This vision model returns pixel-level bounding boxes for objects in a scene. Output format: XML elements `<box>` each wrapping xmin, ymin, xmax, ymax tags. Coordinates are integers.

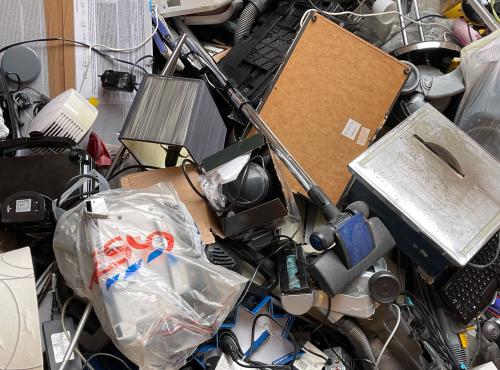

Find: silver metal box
<box><xmin>349</xmin><ymin>104</ymin><xmax>500</xmax><ymax>266</ymax></box>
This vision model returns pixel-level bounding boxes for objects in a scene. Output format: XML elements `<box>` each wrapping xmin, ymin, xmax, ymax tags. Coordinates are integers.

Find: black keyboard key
<box><xmin>440</xmin><ymin>231</ymin><xmax>499</xmax><ymax>324</ymax></box>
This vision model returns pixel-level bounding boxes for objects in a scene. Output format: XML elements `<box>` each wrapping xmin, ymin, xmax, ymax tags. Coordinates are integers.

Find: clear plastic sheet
<box><xmin>200</xmin><ymin>154</ymin><xmax>251</xmax><ymax>211</ymax></box>
<box><xmin>53</xmin><ymin>183</ymin><xmax>247</xmax><ymax>370</ymax></box>
<box><xmin>455</xmin><ymin>31</ymin><xmax>500</xmax><ymax>160</ymax></box>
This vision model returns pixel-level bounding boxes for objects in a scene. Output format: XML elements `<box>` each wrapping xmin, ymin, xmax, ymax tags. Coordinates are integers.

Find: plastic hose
<box><xmin>234</xmin><ymin>0</ymin><xmax>271</xmax><ymax>43</ymax></box>
<box><xmin>336</xmin><ymin>317</ymin><xmax>376</xmax><ymax>366</ymax></box>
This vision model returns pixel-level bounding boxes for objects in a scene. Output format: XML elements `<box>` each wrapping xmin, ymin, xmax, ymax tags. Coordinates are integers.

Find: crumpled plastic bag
<box><xmin>53</xmin><ymin>183</ymin><xmax>247</xmax><ymax>369</ymax></box>
<box><xmin>455</xmin><ymin>30</ymin><xmax>500</xmax><ymax>160</ymax></box>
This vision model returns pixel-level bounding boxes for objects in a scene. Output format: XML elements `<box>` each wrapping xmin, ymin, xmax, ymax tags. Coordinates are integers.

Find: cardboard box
<box><xmin>202</xmin><ymin>134</ymin><xmax>297</xmax><ymax>238</ymax></box>
<box><xmin>120</xmin><ymin>166</ymin><xmax>221</xmax><ymax>245</ymax></box>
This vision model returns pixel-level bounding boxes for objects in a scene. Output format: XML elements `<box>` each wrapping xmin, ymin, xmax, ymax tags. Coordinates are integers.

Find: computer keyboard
<box><xmin>441</xmin><ymin>232</ymin><xmax>500</xmax><ymax>324</ymax></box>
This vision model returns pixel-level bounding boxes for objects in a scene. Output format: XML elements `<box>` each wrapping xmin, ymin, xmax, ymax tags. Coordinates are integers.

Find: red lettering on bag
<box><xmin>89</xmin><ymin>230</ymin><xmax>175</xmax><ymax>289</ymax></box>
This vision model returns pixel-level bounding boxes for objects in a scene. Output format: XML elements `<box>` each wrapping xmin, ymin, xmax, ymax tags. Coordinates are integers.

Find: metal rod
<box><xmin>106</xmin><ymin>145</ymin><xmax>127</xmax><ymax>180</ymax></box>
<box><xmin>412</xmin><ymin>0</ymin><xmax>425</xmax><ymax>41</ymax></box>
<box><xmin>185</xmin><ymin>34</ymin><xmax>316</xmax><ymax>191</ymax></box>
<box><xmin>184</xmin><ymin>21</ymin><xmax>341</xmax><ymax>221</ymax></box>
<box><xmin>184</xmin><ymin>34</ymin><xmax>315</xmax><ymax>190</ymax></box>
<box><xmin>161</xmin><ymin>33</ymin><xmax>187</xmax><ymax>77</ymax></box>
<box><xmin>468</xmin><ymin>0</ymin><xmax>500</xmax><ymax>31</ymax></box>
<box><xmin>59</xmin><ymin>302</ymin><xmax>93</xmax><ymax>370</ymax></box>
<box><xmin>237</xmin><ymin>94</ymin><xmax>314</xmax><ymax>191</ymax></box>
<box><xmin>395</xmin><ymin>0</ymin><xmax>409</xmax><ymax>45</ymax></box>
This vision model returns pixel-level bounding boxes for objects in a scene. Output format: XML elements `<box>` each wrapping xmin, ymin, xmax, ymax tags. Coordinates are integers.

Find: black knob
<box><xmin>310</xmin><ymin>224</ymin><xmax>335</xmax><ymax>251</ymax></box>
<box><xmin>369</xmin><ymin>271</ymin><xmax>401</xmax><ymax>304</ymax></box>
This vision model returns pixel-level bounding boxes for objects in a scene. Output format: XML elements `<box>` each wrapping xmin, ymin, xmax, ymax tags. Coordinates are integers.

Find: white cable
<box><xmin>300</xmin><ymin>8</ymin><xmax>453</xmax><ymax>35</ymax></box>
<box><xmin>92</xmin><ymin>5</ymin><xmax>158</xmax><ymax>53</ymax></box>
<box><xmin>78</xmin><ymin>5</ymin><xmax>159</xmax><ymax>93</ymax></box>
<box><xmin>375</xmin><ymin>304</ymin><xmax>401</xmax><ymax>370</ymax></box>
<box><xmin>82</xmin><ymin>352</ymin><xmax>132</xmax><ymax>370</ymax></box>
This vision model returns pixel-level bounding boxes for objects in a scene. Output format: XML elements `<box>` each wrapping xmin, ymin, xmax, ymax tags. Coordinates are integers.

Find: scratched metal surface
<box><xmin>349</xmin><ymin>104</ymin><xmax>500</xmax><ymax>266</ymax></box>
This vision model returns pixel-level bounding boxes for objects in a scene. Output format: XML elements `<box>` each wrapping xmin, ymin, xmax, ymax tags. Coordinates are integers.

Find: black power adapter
<box><xmin>100</xmin><ymin>70</ymin><xmax>136</xmax><ymax>92</ymax></box>
<box><xmin>42</xmin><ymin>274</ymin><xmax>82</xmax><ymax>370</ymax></box>
<box><xmin>42</xmin><ymin>317</ymin><xmax>82</xmax><ymax>370</ymax></box>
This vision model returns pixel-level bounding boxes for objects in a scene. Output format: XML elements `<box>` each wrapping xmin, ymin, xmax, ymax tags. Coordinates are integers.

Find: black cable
<box><xmin>234</xmin><ymin>358</ymin><xmax>271</xmax><ymax>369</ymax></box>
<box><xmin>467</xmin><ymin>22</ymin><xmax>474</xmax><ymax>43</ymax></box>
<box><xmin>270</xmin><ymin>234</ymin><xmax>296</xmax><ymax>254</ymax></box>
<box><xmin>470</xmin><ymin>318</ymin><xmax>481</xmax><ymax>367</ymax></box>
<box><xmin>239</xmin><ymin>122</ymin><xmax>253</xmax><ymax>142</ymax></box>
<box><xmin>56</xmin><ymin>174</ymin><xmax>100</xmax><ymax>207</ymax></box>
<box><xmin>302</xmin><ymin>324</ymin><xmax>352</xmax><ymax>370</ymax></box>
<box><xmin>418</xmin><ymin>281</ymin><xmax>459</xmax><ymax>369</ymax></box>
<box><xmin>162</xmin><ymin>145</ymin><xmax>188</xmax><ymax>159</ymax></box>
<box><xmin>58</xmin><ymin>192</ymin><xmax>96</xmax><ymax>209</ymax></box>
<box><xmin>219</xmin><ymin>162</ymin><xmax>252</xmax><ymax>213</ymax></box>
<box><xmin>20</xmin><ymin>86</ymin><xmax>49</xmax><ymax>100</ymax></box>
<box><xmin>0</xmin><ymin>64</ymin><xmax>20</xmax><ymax>138</ymax></box>
<box><xmin>402</xmin><ymin>304</ymin><xmax>450</xmax><ymax>361</ymax></box>
<box><xmin>108</xmin><ymin>164</ymin><xmax>160</xmax><ymax>181</ymax></box>
<box><xmin>181</xmin><ymin>158</ymin><xmax>207</xmax><ymax>200</ymax></box>
<box><xmin>0</xmin><ymin>37</ymin><xmax>149</xmax><ymax>73</ymax></box>
<box><xmin>6</xmin><ymin>73</ymin><xmax>22</xmax><ymax>93</ymax></box>
<box><xmin>0</xmin><ymin>37</ymin><xmax>150</xmax><ymax>140</ymax></box>
<box><xmin>301</xmin><ymin>346</ymin><xmax>330</xmax><ymax>362</ymax></box>
<box><xmin>313</xmin><ymin>294</ymin><xmax>331</xmax><ymax>334</ymax></box>
<box><xmin>233</xmin><ymin>235</ymin><xmax>296</xmax><ymax>308</ymax></box>
<box><xmin>247</xmin><ymin>313</ymin><xmax>299</xmax><ymax>369</ymax></box>
<box><xmin>352</xmin><ymin>358</ymin><xmax>375</xmax><ymax>368</ymax></box>
<box><xmin>402</xmin><ymin>290</ymin><xmax>458</xmax><ymax>369</ymax></box>
<box><xmin>131</xmin><ymin>54</ymin><xmax>153</xmax><ymax>76</ymax></box>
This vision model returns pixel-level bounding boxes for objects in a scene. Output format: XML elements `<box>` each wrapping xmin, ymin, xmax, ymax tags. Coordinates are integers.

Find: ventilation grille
<box><xmin>33</xmin><ymin>113</ymin><xmax>84</xmax><ymax>154</ymax></box>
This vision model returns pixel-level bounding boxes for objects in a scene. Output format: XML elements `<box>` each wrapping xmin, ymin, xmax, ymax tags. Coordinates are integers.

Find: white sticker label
<box><xmin>51</xmin><ymin>331</ymin><xmax>75</xmax><ymax>363</ymax></box>
<box><xmin>357</xmin><ymin>127</ymin><xmax>371</xmax><ymax>146</ymax></box>
<box><xmin>294</xmin><ymin>342</ymin><xmax>327</xmax><ymax>370</ymax></box>
<box><xmin>341</xmin><ymin>119</ymin><xmax>362</xmax><ymax>140</ymax></box>
<box><xmin>15</xmin><ymin>199</ymin><xmax>31</xmax><ymax>213</ymax></box>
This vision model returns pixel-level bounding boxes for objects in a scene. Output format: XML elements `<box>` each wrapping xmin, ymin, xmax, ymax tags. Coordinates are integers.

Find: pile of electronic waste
<box><xmin>0</xmin><ymin>0</ymin><xmax>499</xmax><ymax>369</ymax></box>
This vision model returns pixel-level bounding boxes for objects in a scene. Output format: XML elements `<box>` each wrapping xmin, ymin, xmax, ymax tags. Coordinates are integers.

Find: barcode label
<box><xmin>357</xmin><ymin>127</ymin><xmax>371</xmax><ymax>146</ymax></box>
<box><xmin>342</xmin><ymin>119</ymin><xmax>362</xmax><ymax>140</ymax></box>
<box><xmin>15</xmin><ymin>199</ymin><xmax>31</xmax><ymax>213</ymax></box>
<box><xmin>51</xmin><ymin>331</ymin><xmax>75</xmax><ymax>363</ymax></box>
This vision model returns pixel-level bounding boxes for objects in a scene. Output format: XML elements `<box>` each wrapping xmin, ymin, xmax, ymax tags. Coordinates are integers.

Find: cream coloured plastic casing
<box><xmin>156</xmin><ymin>0</ymin><xmax>233</xmax><ymax>17</ymax></box>
<box><xmin>28</xmin><ymin>88</ymin><xmax>98</xmax><ymax>144</ymax></box>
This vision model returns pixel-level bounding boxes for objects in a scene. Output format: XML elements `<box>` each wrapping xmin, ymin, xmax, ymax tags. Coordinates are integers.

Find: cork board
<box><xmin>260</xmin><ymin>14</ymin><xmax>408</xmax><ymax>203</ymax></box>
<box><xmin>44</xmin><ymin>0</ymin><xmax>76</xmax><ymax>96</ymax></box>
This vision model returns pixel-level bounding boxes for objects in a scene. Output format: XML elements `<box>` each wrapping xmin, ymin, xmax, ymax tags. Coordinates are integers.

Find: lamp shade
<box><xmin>120</xmin><ymin>75</ymin><xmax>227</xmax><ymax>167</ymax></box>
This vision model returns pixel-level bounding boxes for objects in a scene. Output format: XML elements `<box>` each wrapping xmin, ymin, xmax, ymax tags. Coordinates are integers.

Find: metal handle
<box><xmin>184</xmin><ymin>27</ymin><xmax>341</xmax><ymax>221</ymax></box>
<box><xmin>161</xmin><ymin>33</ymin><xmax>187</xmax><ymax>77</ymax></box>
<box><xmin>395</xmin><ymin>0</ymin><xmax>409</xmax><ymax>45</ymax></box>
<box><xmin>412</xmin><ymin>0</ymin><xmax>425</xmax><ymax>41</ymax></box>
<box><xmin>59</xmin><ymin>302</ymin><xmax>93</xmax><ymax>370</ymax></box>
<box><xmin>467</xmin><ymin>0</ymin><xmax>500</xmax><ymax>31</ymax></box>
